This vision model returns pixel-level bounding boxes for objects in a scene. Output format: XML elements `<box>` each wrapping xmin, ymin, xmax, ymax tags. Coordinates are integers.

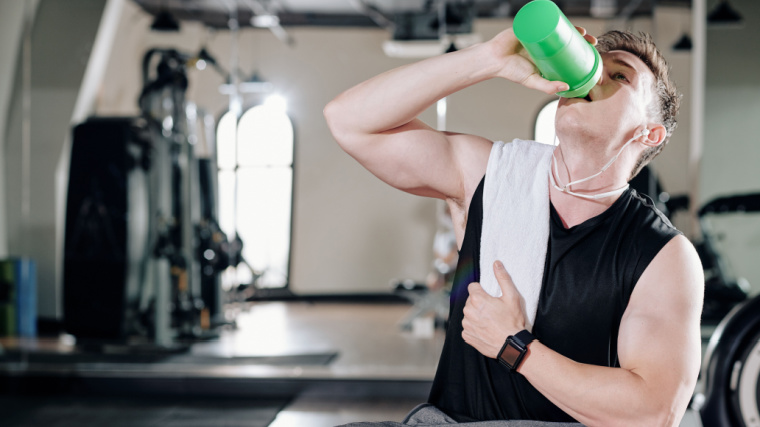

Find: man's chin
<box><xmin>555</xmin><ymin>106</ymin><xmax>586</xmax><ymax>127</ymax></box>
<box><xmin>554</xmin><ymin>118</ymin><xmax>597</xmax><ymax>143</ymax></box>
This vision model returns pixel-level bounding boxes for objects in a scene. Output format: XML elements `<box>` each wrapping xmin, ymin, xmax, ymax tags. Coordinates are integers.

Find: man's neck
<box><xmin>549</xmin><ymin>141</ymin><xmax>631</xmax><ymax>229</ymax></box>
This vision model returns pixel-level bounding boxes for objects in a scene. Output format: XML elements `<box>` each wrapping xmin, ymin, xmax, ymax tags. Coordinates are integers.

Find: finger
<box><xmin>575</xmin><ymin>26</ymin><xmax>598</xmax><ymax>46</ymax></box>
<box><xmin>466</xmin><ymin>293</ymin><xmax>482</xmax><ymax>311</ymax></box>
<box><xmin>493</xmin><ymin>260</ymin><xmax>518</xmax><ymax>297</ymax></box>
<box><xmin>461</xmin><ymin>328</ymin><xmax>483</xmax><ymax>348</ymax></box>
<box><xmin>463</xmin><ymin>302</ymin><xmax>476</xmax><ymax>319</ymax></box>
<box><xmin>462</xmin><ymin>329</ymin><xmax>472</xmax><ymax>345</ymax></box>
<box><xmin>522</xmin><ymin>73</ymin><xmax>569</xmax><ymax>95</ymax></box>
<box><xmin>461</xmin><ymin>322</ymin><xmax>474</xmax><ymax>340</ymax></box>
<box><xmin>468</xmin><ymin>281</ymin><xmax>485</xmax><ymax>296</ymax></box>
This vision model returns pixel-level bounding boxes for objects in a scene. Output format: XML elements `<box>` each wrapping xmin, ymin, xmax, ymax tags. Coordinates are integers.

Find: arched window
<box><xmin>216</xmin><ymin>96</ymin><xmax>294</xmax><ymax>289</ymax></box>
<box><xmin>534</xmin><ymin>99</ymin><xmax>559</xmax><ymax>145</ymax></box>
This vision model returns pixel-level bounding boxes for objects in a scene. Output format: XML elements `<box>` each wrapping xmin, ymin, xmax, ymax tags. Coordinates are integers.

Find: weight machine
<box><xmin>691</xmin><ymin>193</ymin><xmax>760</xmax><ymax>427</ymax></box>
<box><xmin>63</xmin><ymin>47</ymin><xmax>239</xmax><ymax>348</ymax></box>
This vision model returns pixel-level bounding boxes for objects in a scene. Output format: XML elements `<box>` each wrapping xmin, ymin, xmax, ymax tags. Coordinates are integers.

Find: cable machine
<box><xmin>63</xmin><ymin>47</ymin><xmax>238</xmax><ymax>349</ymax></box>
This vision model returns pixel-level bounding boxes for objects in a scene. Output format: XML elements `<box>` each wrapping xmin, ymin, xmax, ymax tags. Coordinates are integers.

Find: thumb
<box><xmin>493</xmin><ymin>260</ymin><xmax>517</xmax><ymax>297</ymax></box>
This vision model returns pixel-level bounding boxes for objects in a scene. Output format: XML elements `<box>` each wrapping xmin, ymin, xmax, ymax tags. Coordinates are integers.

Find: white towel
<box><xmin>480</xmin><ymin>139</ymin><xmax>555</xmax><ymax>332</ymax></box>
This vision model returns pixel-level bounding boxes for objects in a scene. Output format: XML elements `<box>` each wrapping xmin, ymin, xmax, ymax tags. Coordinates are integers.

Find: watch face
<box><xmin>501</xmin><ymin>342</ymin><xmax>523</xmax><ymax>367</ymax></box>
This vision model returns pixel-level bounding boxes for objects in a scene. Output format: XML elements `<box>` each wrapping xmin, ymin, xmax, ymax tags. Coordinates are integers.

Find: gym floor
<box><xmin>1</xmin><ymin>301</ymin><xmax>708</xmax><ymax>426</ymax></box>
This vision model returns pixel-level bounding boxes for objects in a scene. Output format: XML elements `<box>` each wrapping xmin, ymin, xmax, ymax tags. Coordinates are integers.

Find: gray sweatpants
<box><xmin>336</xmin><ymin>404</ymin><xmax>586</xmax><ymax>427</ymax></box>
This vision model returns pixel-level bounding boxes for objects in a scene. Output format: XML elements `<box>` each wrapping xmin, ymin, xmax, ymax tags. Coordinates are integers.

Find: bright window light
<box><xmin>237</xmin><ymin>104</ymin><xmax>294</xmax><ymax>167</ymax></box>
<box><xmin>264</xmin><ymin>94</ymin><xmax>287</xmax><ymax>113</ymax></box>
<box><xmin>217</xmin><ymin>170</ymin><xmax>236</xmax><ymax>239</ymax></box>
<box><xmin>216</xmin><ymin>111</ymin><xmax>237</xmax><ymax>170</ymax></box>
<box><xmin>534</xmin><ymin>99</ymin><xmax>559</xmax><ymax>145</ymax></box>
<box><xmin>215</xmin><ymin>102</ymin><xmax>295</xmax><ymax>290</ymax></box>
<box><xmin>237</xmin><ymin>168</ymin><xmax>292</xmax><ymax>288</ymax></box>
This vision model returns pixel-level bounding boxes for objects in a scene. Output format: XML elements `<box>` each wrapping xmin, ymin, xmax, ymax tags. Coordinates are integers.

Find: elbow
<box><xmin>649</xmin><ymin>407</ymin><xmax>682</xmax><ymax>427</ymax></box>
<box><xmin>323</xmin><ymin>98</ymin><xmax>339</xmax><ymax>127</ymax></box>
<box><xmin>647</xmin><ymin>373</ymin><xmax>699</xmax><ymax>427</ymax></box>
<box><xmin>635</xmin><ymin>400</ymin><xmax>684</xmax><ymax>427</ymax></box>
<box><xmin>323</xmin><ymin>100</ymin><xmax>348</xmax><ymax>151</ymax></box>
<box><xmin>592</xmin><ymin>408</ymin><xmax>679</xmax><ymax>427</ymax></box>
<box><xmin>323</xmin><ymin>99</ymin><xmax>340</xmax><ymax>138</ymax></box>
<box><xmin>588</xmin><ymin>395</ymin><xmax>685</xmax><ymax>427</ymax></box>
<box><xmin>322</xmin><ymin>98</ymin><xmax>368</xmax><ymax>157</ymax></box>
<box><xmin>653</xmin><ymin>402</ymin><xmax>688</xmax><ymax>427</ymax></box>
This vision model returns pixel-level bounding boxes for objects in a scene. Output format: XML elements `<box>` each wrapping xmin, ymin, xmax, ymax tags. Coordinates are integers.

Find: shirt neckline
<box><xmin>550</xmin><ymin>188</ymin><xmax>633</xmax><ymax>232</ymax></box>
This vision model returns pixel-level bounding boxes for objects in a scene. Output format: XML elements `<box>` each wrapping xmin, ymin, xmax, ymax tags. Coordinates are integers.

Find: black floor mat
<box><xmin>0</xmin><ymin>351</ymin><xmax>338</xmax><ymax>366</ymax></box>
<box><xmin>0</xmin><ymin>395</ymin><xmax>289</xmax><ymax>427</ymax></box>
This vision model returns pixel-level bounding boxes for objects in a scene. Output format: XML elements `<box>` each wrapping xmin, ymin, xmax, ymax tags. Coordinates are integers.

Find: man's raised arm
<box><xmin>323</xmin><ymin>28</ymin><xmax>580</xmax><ymax>206</ymax></box>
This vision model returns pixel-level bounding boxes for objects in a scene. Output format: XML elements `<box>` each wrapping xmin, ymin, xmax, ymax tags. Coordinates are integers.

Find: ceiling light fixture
<box><xmin>672</xmin><ymin>33</ymin><xmax>693</xmax><ymax>51</ymax></box>
<box><xmin>151</xmin><ymin>9</ymin><xmax>180</xmax><ymax>32</ymax></box>
<box><xmin>707</xmin><ymin>0</ymin><xmax>743</xmax><ymax>28</ymax></box>
<box><xmin>251</xmin><ymin>14</ymin><xmax>279</xmax><ymax>28</ymax></box>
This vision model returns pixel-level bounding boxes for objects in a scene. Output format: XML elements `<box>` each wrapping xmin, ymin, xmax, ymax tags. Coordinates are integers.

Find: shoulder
<box><xmin>647</xmin><ymin>235</ymin><xmax>703</xmax><ymax>283</ymax></box>
<box><xmin>628</xmin><ymin>234</ymin><xmax>704</xmax><ymax>319</ymax></box>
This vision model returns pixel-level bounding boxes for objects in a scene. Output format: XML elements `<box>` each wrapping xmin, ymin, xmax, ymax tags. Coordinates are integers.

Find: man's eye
<box><xmin>612</xmin><ymin>72</ymin><xmax>629</xmax><ymax>82</ymax></box>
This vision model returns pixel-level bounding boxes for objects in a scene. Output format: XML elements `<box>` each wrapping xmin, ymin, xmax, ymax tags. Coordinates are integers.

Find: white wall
<box><xmin>3</xmin><ymin>0</ymin><xmax>106</xmax><ymax>318</ymax></box>
<box><xmin>700</xmin><ymin>0</ymin><xmax>760</xmax><ymax>294</ymax></box>
<box><xmin>0</xmin><ymin>1</ymin><xmax>32</xmax><ymax>258</ymax></box>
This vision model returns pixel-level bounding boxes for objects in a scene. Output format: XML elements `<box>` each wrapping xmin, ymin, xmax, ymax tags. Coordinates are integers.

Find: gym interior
<box><xmin>0</xmin><ymin>0</ymin><xmax>758</xmax><ymax>425</ymax></box>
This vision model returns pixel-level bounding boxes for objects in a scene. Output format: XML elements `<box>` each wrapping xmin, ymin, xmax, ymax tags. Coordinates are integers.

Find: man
<box><xmin>324</xmin><ymin>25</ymin><xmax>703</xmax><ymax>426</ymax></box>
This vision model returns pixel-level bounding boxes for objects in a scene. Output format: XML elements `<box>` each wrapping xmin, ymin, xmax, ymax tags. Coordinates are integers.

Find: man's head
<box><xmin>595</xmin><ymin>30</ymin><xmax>681</xmax><ymax>180</ymax></box>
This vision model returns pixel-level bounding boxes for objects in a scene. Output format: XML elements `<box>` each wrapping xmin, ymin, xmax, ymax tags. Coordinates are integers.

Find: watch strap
<box><xmin>513</xmin><ymin>329</ymin><xmax>536</xmax><ymax>348</ymax></box>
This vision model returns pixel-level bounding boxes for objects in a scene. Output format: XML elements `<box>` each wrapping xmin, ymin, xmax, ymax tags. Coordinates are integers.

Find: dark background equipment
<box><xmin>63</xmin><ymin>47</ymin><xmax>241</xmax><ymax>348</ymax></box>
<box><xmin>63</xmin><ymin>117</ymin><xmax>152</xmax><ymax>341</ymax></box>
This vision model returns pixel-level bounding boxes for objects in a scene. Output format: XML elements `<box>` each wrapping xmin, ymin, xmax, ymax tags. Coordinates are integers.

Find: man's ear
<box><xmin>641</xmin><ymin>123</ymin><xmax>667</xmax><ymax>147</ymax></box>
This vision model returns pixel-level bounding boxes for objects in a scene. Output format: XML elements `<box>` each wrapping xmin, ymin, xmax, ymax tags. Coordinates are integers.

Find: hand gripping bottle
<box><xmin>513</xmin><ymin>0</ymin><xmax>602</xmax><ymax>98</ymax></box>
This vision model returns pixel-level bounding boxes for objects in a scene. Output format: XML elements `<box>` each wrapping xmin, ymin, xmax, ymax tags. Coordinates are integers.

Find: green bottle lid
<box><xmin>513</xmin><ymin>0</ymin><xmax>602</xmax><ymax>98</ymax></box>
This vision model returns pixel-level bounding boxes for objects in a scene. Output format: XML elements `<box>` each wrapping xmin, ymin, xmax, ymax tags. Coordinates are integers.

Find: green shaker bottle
<box><xmin>513</xmin><ymin>0</ymin><xmax>602</xmax><ymax>98</ymax></box>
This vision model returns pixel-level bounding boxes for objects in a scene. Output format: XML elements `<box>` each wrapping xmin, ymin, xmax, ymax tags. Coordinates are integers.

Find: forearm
<box><xmin>519</xmin><ymin>343</ymin><xmax>683</xmax><ymax>426</ymax></box>
<box><xmin>324</xmin><ymin>42</ymin><xmax>500</xmax><ymax>138</ymax></box>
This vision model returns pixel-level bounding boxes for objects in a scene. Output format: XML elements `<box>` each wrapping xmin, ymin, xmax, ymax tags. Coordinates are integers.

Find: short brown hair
<box><xmin>595</xmin><ymin>30</ymin><xmax>681</xmax><ymax>180</ymax></box>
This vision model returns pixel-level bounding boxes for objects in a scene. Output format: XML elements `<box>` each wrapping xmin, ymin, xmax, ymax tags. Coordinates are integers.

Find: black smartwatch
<box><xmin>498</xmin><ymin>330</ymin><xmax>536</xmax><ymax>371</ymax></box>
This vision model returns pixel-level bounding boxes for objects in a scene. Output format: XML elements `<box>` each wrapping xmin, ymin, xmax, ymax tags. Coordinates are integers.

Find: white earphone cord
<box><xmin>549</xmin><ymin>129</ymin><xmax>649</xmax><ymax>200</ymax></box>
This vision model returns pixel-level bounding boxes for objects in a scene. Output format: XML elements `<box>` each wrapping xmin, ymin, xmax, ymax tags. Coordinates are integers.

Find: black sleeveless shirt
<box><xmin>428</xmin><ymin>176</ymin><xmax>681</xmax><ymax>422</ymax></box>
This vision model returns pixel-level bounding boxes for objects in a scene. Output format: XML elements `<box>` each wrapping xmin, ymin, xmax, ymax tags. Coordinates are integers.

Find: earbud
<box><xmin>640</xmin><ymin>128</ymin><xmax>650</xmax><ymax>137</ymax></box>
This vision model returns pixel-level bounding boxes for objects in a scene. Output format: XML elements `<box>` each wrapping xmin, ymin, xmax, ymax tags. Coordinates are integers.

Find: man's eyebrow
<box><xmin>612</xmin><ymin>58</ymin><xmax>637</xmax><ymax>73</ymax></box>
